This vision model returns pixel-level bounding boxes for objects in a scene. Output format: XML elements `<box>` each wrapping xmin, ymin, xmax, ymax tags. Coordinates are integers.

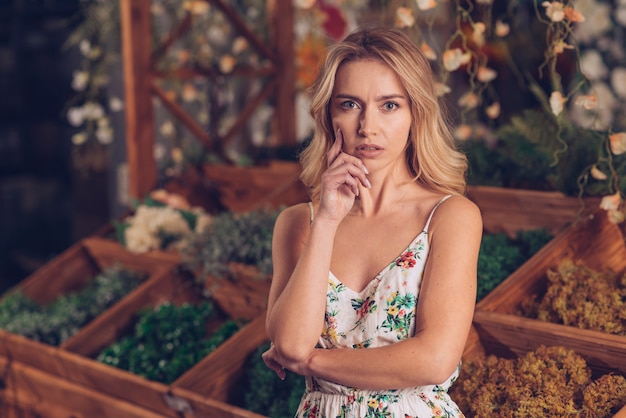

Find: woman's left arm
<box><xmin>266</xmin><ymin>196</ymin><xmax>483</xmax><ymax>389</ymax></box>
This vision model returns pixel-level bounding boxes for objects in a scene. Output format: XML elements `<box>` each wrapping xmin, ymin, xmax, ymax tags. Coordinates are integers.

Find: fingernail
<box><xmin>363</xmin><ymin>164</ymin><xmax>369</xmax><ymax>175</ymax></box>
<box><xmin>366</xmin><ymin>179</ymin><xmax>372</xmax><ymax>188</ymax></box>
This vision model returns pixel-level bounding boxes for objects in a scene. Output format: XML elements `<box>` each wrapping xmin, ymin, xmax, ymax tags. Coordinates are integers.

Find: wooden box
<box><xmin>467</xmin><ymin>185</ymin><xmax>600</xmax><ymax>237</ymax></box>
<box><xmin>473</xmin><ymin>209</ymin><xmax>626</xmax><ymax>375</ymax></box>
<box><xmin>459</xmin><ymin>326</ymin><xmax>626</xmax><ymax>417</ymax></box>
<box><xmin>0</xmin><ymin>236</ymin><xmax>265</xmax><ymax>417</ymax></box>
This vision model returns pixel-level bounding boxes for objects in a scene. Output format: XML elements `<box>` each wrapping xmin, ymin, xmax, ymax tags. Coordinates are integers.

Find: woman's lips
<box><xmin>355</xmin><ymin>144</ymin><xmax>383</xmax><ymax>158</ymax></box>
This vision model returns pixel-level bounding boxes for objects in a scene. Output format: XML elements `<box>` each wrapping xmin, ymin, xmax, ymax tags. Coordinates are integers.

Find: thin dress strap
<box><xmin>423</xmin><ymin>194</ymin><xmax>453</xmax><ymax>233</ymax></box>
<box><xmin>308</xmin><ymin>201</ymin><xmax>314</xmax><ymax>225</ymax></box>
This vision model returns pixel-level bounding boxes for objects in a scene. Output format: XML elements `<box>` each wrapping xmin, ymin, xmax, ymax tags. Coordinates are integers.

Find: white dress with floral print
<box><xmin>296</xmin><ymin>195</ymin><xmax>465</xmax><ymax>418</ymax></box>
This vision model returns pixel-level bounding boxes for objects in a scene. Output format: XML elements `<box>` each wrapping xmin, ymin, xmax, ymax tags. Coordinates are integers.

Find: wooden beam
<box><xmin>268</xmin><ymin>0</ymin><xmax>296</xmax><ymax>146</ymax></box>
<box><xmin>120</xmin><ymin>0</ymin><xmax>156</xmax><ymax>199</ymax></box>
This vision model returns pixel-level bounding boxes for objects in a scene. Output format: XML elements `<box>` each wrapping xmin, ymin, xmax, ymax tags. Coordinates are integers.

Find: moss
<box><xmin>450</xmin><ymin>345</ymin><xmax>626</xmax><ymax>417</ymax></box>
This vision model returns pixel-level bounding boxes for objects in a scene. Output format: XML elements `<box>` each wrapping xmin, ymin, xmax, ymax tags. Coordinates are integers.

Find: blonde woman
<box><xmin>263</xmin><ymin>27</ymin><xmax>482</xmax><ymax>417</ymax></box>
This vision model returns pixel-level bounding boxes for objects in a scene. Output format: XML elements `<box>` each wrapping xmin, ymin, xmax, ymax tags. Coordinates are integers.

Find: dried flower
<box><xmin>458</xmin><ymin>92</ymin><xmax>480</xmax><ymax>109</ymax></box>
<box><xmin>495</xmin><ymin>19</ymin><xmax>510</xmax><ymax>37</ymax></box>
<box><xmin>550</xmin><ymin>91</ymin><xmax>566</xmax><ymax>116</ymax></box>
<box><xmin>600</xmin><ymin>192</ymin><xmax>622</xmax><ymax>212</ymax></box>
<box><xmin>543</xmin><ymin>1</ymin><xmax>566</xmax><ymax>22</ymax></box>
<box><xmin>434</xmin><ymin>82</ymin><xmax>451</xmax><ymax>97</ymax></box>
<box><xmin>590</xmin><ymin>165</ymin><xmax>607</xmax><ymax>180</ymax></box>
<box><xmin>395</xmin><ymin>7</ymin><xmax>415</xmax><ymax>28</ymax></box>
<box><xmin>416</xmin><ymin>0</ymin><xmax>437</xmax><ymax>11</ymax></box>
<box><xmin>442</xmin><ymin>48</ymin><xmax>471</xmax><ymax>72</ymax></box>
<box><xmin>473</xmin><ymin>22</ymin><xmax>486</xmax><ymax>47</ymax></box>
<box><xmin>420</xmin><ymin>42</ymin><xmax>437</xmax><ymax>61</ymax></box>
<box><xmin>564</xmin><ymin>6</ymin><xmax>585</xmax><ymax>23</ymax></box>
<box><xmin>486</xmin><ymin>102</ymin><xmax>501</xmax><ymax>119</ymax></box>
<box><xmin>575</xmin><ymin>94</ymin><xmax>598</xmax><ymax>110</ymax></box>
<box><xmin>477</xmin><ymin>66</ymin><xmax>497</xmax><ymax>83</ymax></box>
<box><xmin>610</xmin><ymin>132</ymin><xmax>626</xmax><ymax>155</ymax></box>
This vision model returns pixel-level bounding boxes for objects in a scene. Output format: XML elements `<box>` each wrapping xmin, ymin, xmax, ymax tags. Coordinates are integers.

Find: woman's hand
<box><xmin>318</xmin><ymin>129</ymin><xmax>370</xmax><ymax>223</ymax></box>
<box><xmin>262</xmin><ymin>343</ymin><xmax>311</xmax><ymax>380</ymax></box>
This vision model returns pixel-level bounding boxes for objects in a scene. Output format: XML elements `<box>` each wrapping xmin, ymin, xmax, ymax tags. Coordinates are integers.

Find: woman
<box><xmin>263</xmin><ymin>27</ymin><xmax>482</xmax><ymax>417</ymax></box>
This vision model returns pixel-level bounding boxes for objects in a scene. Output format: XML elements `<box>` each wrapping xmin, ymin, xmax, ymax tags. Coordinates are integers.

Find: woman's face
<box><xmin>330</xmin><ymin>58</ymin><xmax>412</xmax><ymax>174</ymax></box>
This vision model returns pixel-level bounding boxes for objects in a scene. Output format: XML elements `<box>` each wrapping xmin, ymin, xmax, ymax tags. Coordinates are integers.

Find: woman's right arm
<box><xmin>265</xmin><ymin>204</ymin><xmax>339</xmax><ymax>363</ymax></box>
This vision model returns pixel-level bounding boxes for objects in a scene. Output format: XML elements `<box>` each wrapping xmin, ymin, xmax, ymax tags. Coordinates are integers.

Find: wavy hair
<box><xmin>299</xmin><ymin>26</ymin><xmax>467</xmax><ymax>201</ymax></box>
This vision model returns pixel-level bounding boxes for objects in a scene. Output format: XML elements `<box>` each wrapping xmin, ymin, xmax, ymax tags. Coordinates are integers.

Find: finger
<box><xmin>326</xmin><ymin>159</ymin><xmax>371</xmax><ymax>191</ymax></box>
<box><xmin>327</xmin><ymin>128</ymin><xmax>343</xmax><ymax>167</ymax></box>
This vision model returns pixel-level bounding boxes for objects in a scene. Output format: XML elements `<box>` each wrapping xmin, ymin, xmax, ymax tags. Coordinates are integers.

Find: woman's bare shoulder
<box><xmin>274</xmin><ymin>202</ymin><xmax>313</xmax><ymax>242</ymax></box>
<box><xmin>429</xmin><ymin>194</ymin><xmax>482</xmax><ymax>233</ymax></box>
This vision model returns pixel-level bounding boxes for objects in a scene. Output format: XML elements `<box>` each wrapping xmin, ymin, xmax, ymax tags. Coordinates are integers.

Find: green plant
<box><xmin>477</xmin><ymin>229</ymin><xmax>553</xmax><ymax>301</ymax></box>
<box><xmin>237</xmin><ymin>342</ymin><xmax>306</xmax><ymax>417</ymax></box>
<box><xmin>97</xmin><ymin>301</ymin><xmax>243</xmax><ymax>384</ymax></box>
<box><xmin>182</xmin><ymin>207</ymin><xmax>281</xmax><ymax>279</ymax></box>
<box><xmin>0</xmin><ymin>265</ymin><xmax>144</xmax><ymax>345</ymax></box>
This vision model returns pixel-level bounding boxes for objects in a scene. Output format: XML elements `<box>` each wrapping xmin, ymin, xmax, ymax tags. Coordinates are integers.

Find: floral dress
<box><xmin>296</xmin><ymin>195</ymin><xmax>465</xmax><ymax>418</ymax></box>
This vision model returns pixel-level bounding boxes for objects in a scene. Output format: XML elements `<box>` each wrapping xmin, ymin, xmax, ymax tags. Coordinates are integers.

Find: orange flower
<box><xmin>564</xmin><ymin>6</ymin><xmax>585</xmax><ymax>23</ymax></box>
<box><xmin>575</xmin><ymin>94</ymin><xmax>598</xmax><ymax>110</ymax></box>
<box><xmin>296</xmin><ymin>34</ymin><xmax>328</xmax><ymax>89</ymax></box>
<box><xmin>495</xmin><ymin>20</ymin><xmax>510</xmax><ymax>37</ymax></box>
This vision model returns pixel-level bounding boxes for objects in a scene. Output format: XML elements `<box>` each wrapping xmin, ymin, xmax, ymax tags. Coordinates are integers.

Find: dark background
<box><xmin>0</xmin><ymin>0</ymin><xmax>111</xmax><ymax>292</ymax></box>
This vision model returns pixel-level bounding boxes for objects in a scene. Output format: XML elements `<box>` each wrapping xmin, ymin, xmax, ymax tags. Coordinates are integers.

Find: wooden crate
<box><xmin>473</xmin><ymin>209</ymin><xmax>626</xmax><ymax>375</ymax></box>
<box><xmin>467</xmin><ymin>185</ymin><xmax>600</xmax><ymax>236</ymax></box>
<box><xmin>458</xmin><ymin>326</ymin><xmax>626</xmax><ymax>417</ymax></box>
<box><xmin>203</xmin><ymin>160</ymin><xmax>308</xmax><ymax>212</ymax></box>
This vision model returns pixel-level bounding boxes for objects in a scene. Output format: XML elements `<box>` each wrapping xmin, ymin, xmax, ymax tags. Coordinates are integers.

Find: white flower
<box><xmin>420</xmin><ymin>42</ymin><xmax>437</xmax><ymax>60</ymax></box>
<box><xmin>486</xmin><ymin>102</ymin><xmax>501</xmax><ymax>119</ymax></box>
<box><xmin>574</xmin><ymin>94</ymin><xmax>598</xmax><ymax>110</ymax></box>
<box><xmin>610</xmin><ymin>67</ymin><xmax>626</xmax><ymax>99</ymax></box>
<box><xmin>109</xmin><ymin>97</ymin><xmax>124</xmax><ymax>112</ymax></box>
<box><xmin>600</xmin><ymin>192</ymin><xmax>622</xmax><ymax>211</ymax></box>
<box><xmin>232</xmin><ymin>37</ymin><xmax>248</xmax><ymax>54</ymax></box>
<box><xmin>194</xmin><ymin>213</ymin><xmax>214</xmax><ymax>234</ymax></box>
<box><xmin>542</xmin><ymin>1</ymin><xmax>565</xmax><ymax>22</ymax></box>
<box><xmin>550</xmin><ymin>91</ymin><xmax>566</xmax><ymax>116</ymax></box>
<box><xmin>495</xmin><ymin>20</ymin><xmax>510</xmax><ymax>37</ymax></box>
<box><xmin>96</xmin><ymin>119</ymin><xmax>114</xmax><ymax>145</ymax></box>
<box><xmin>607</xmin><ymin>208</ymin><xmax>625</xmax><ymax>224</ymax></box>
<box><xmin>442</xmin><ymin>48</ymin><xmax>471</xmax><ymax>72</ymax></box>
<box><xmin>71</xmin><ymin>71</ymin><xmax>89</xmax><ymax>91</ymax></box>
<box><xmin>71</xmin><ymin>132</ymin><xmax>88</xmax><ymax>145</ymax></box>
<box><xmin>590</xmin><ymin>165</ymin><xmax>607</xmax><ymax>180</ymax></box>
<box><xmin>124</xmin><ymin>205</ymin><xmax>194</xmax><ymax>253</ymax></box>
<box><xmin>434</xmin><ymin>82</ymin><xmax>451</xmax><ymax>97</ymax></box>
<box><xmin>67</xmin><ymin>107</ymin><xmax>85</xmax><ymax>127</ymax></box>
<box><xmin>609</xmin><ymin>132</ymin><xmax>626</xmax><ymax>155</ymax></box>
<box><xmin>79</xmin><ymin>40</ymin><xmax>91</xmax><ymax>56</ymax></box>
<box><xmin>83</xmin><ymin>102</ymin><xmax>105</xmax><ymax>120</ymax></box>
<box><xmin>395</xmin><ymin>7</ymin><xmax>415</xmax><ymax>28</ymax></box>
<box><xmin>477</xmin><ymin>66</ymin><xmax>497</xmax><ymax>82</ymax></box>
<box><xmin>573</xmin><ymin>1</ymin><xmax>612</xmax><ymax>44</ymax></box>
<box><xmin>416</xmin><ymin>0</ymin><xmax>437</xmax><ymax>11</ymax></box>
<box><xmin>580</xmin><ymin>50</ymin><xmax>608</xmax><ymax>80</ymax></box>
<box><xmin>160</xmin><ymin>120</ymin><xmax>176</xmax><ymax>138</ymax></box>
<box><xmin>125</xmin><ymin>224</ymin><xmax>161</xmax><ymax>253</ymax></box>
<box><xmin>219</xmin><ymin>54</ymin><xmax>236</xmax><ymax>74</ymax></box>
<box><xmin>472</xmin><ymin>22</ymin><xmax>486</xmax><ymax>47</ymax></box>
<box><xmin>458</xmin><ymin>92</ymin><xmax>479</xmax><ymax>109</ymax></box>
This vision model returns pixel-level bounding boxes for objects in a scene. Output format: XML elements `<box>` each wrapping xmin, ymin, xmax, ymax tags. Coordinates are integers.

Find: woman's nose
<box><xmin>358</xmin><ymin>108</ymin><xmax>378</xmax><ymax>136</ymax></box>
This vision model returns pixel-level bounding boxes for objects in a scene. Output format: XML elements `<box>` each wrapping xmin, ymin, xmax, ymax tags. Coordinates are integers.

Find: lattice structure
<box><xmin>120</xmin><ymin>0</ymin><xmax>295</xmax><ymax>198</ymax></box>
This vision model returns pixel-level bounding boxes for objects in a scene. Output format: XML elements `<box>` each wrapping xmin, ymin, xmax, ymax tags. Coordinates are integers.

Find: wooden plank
<box><xmin>121</xmin><ymin>0</ymin><xmax>157</xmax><ymax>199</ymax></box>
<box><xmin>473</xmin><ymin>209</ymin><xmax>626</xmax><ymax>375</ymax></box>
<box><xmin>467</xmin><ymin>185</ymin><xmax>600</xmax><ymax>236</ymax></box>
<box><xmin>172</xmin><ymin>314</ymin><xmax>268</xmax><ymax>401</ymax></box>
<box><xmin>169</xmin><ymin>387</ymin><xmax>268</xmax><ymax>418</ymax></box>
<box><xmin>0</xmin><ymin>357</ymin><xmax>169</xmax><ymax>418</ymax></box>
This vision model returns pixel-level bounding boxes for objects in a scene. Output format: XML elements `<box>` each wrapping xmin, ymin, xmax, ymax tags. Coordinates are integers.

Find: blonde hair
<box><xmin>299</xmin><ymin>27</ymin><xmax>467</xmax><ymax>201</ymax></box>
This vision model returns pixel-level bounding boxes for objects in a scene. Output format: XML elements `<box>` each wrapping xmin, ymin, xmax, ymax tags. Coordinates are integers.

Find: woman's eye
<box><xmin>382</xmin><ymin>102</ymin><xmax>399</xmax><ymax>111</ymax></box>
<box><xmin>340</xmin><ymin>100</ymin><xmax>357</xmax><ymax>110</ymax></box>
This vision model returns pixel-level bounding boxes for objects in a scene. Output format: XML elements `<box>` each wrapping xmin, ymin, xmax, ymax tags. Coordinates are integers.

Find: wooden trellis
<box><xmin>120</xmin><ymin>0</ymin><xmax>295</xmax><ymax>199</ymax></box>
